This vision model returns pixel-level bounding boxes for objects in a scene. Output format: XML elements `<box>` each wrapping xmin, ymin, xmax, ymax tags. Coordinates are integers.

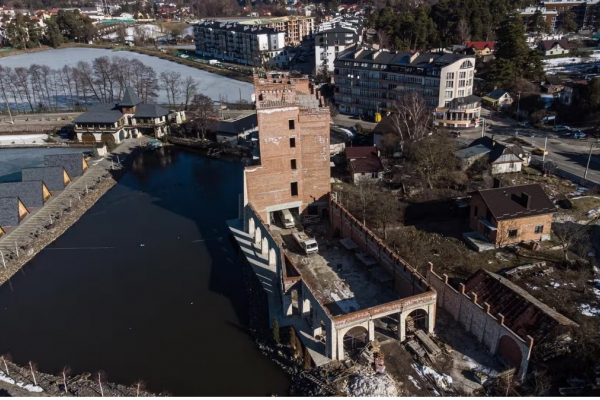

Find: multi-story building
<box><xmin>541</xmin><ymin>0</ymin><xmax>599</xmax><ymax>30</ymax></box>
<box><xmin>244</xmin><ymin>72</ymin><xmax>330</xmax><ymax>222</ymax></box>
<box><xmin>239</xmin><ymin>16</ymin><xmax>315</xmax><ymax>46</ymax></box>
<box><xmin>314</xmin><ymin>18</ymin><xmax>363</xmax><ymax>72</ymax></box>
<box><xmin>333</xmin><ymin>45</ymin><xmax>481</xmax><ymax>128</ymax></box>
<box><xmin>519</xmin><ymin>6</ymin><xmax>558</xmax><ymax>32</ymax></box>
<box><xmin>194</xmin><ymin>20</ymin><xmax>285</xmax><ymax>66</ymax></box>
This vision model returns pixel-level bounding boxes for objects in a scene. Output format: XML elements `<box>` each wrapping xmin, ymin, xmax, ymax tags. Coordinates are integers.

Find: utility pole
<box><xmin>542</xmin><ymin>136</ymin><xmax>548</xmax><ymax>162</ymax></box>
<box><xmin>481</xmin><ymin>118</ymin><xmax>485</xmax><ymax>137</ymax></box>
<box><xmin>5</xmin><ymin>100</ymin><xmax>13</xmax><ymax>124</ymax></box>
<box><xmin>584</xmin><ymin>142</ymin><xmax>594</xmax><ymax>179</ymax></box>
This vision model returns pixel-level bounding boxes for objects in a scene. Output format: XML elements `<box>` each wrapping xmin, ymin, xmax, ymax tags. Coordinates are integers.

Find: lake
<box><xmin>0</xmin><ymin>146</ymin><xmax>290</xmax><ymax>395</ymax></box>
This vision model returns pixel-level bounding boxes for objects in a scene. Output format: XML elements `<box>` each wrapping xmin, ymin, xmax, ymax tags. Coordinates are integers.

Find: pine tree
<box><xmin>288</xmin><ymin>326</ymin><xmax>297</xmax><ymax>349</ymax></box>
<box><xmin>272</xmin><ymin>318</ymin><xmax>280</xmax><ymax>345</ymax></box>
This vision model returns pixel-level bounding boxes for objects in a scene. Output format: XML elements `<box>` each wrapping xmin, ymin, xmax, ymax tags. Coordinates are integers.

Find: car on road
<box><xmin>518</xmin><ymin>121</ymin><xmax>531</xmax><ymax>127</ymax></box>
<box><xmin>532</xmin><ymin>147</ymin><xmax>549</xmax><ymax>156</ymax></box>
<box><xmin>573</xmin><ymin>131</ymin><xmax>587</xmax><ymax>139</ymax></box>
<box><xmin>553</xmin><ymin>125</ymin><xmax>571</xmax><ymax>132</ymax></box>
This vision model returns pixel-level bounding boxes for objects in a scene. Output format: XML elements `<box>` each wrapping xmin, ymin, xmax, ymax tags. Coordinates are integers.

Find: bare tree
<box><xmin>1</xmin><ymin>353</ymin><xmax>11</xmax><ymax>376</ymax></box>
<box><xmin>376</xmin><ymin>29</ymin><xmax>391</xmax><ymax>50</ymax></box>
<box><xmin>349</xmin><ymin>180</ymin><xmax>378</xmax><ymax>226</ymax></box>
<box><xmin>191</xmin><ymin>93</ymin><xmax>216</xmax><ymax>140</ymax></box>
<box><xmin>135</xmin><ymin>380</ymin><xmax>146</xmax><ymax>397</ymax></box>
<box><xmin>182</xmin><ymin>76</ymin><xmax>199</xmax><ymax>110</ymax></box>
<box><xmin>97</xmin><ymin>370</ymin><xmax>107</xmax><ymax>397</ymax></box>
<box><xmin>405</xmin><ymin>134</ymin><xmax>459</xmax><ymax>189</ymax></box>
<box><xmin>160</xmin><ymin>71</ymin><xmax>182</xmax><ymax>107</ymax></box>
<box><xmin>29</xmin><ymin>361</ymin><xmax>38</xmax><ymax>386</ymax></box>
<box><xmin>374</xmin><ymin>195</ymin><xmax>405</xmax><ymax>240</ymax></box>
<box><xmin>455</xmin><ymin>19</ymin><xmax>470</xmax><ymax>44</ymax></box>
<box><xmin>62</xmin><ymin>366</ymin><xmax>71</xmax><ymax>394</ymax></box>
<box><xmin>553</xmin><ymin>220</ymin><xmax>588</xmax><ymax>264</ymax></box>
<box><xmin>494</xmin><ymin>219</ymin><xmax>521</xmax><ymax>248</ymax></box>
<box><xmin>389</xmin><ymin>92</ymin><xmax>430</xmax><ymax>144</ymax></box>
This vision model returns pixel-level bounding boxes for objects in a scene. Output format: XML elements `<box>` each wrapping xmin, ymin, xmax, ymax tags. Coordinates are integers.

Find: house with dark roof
<box><xmin>216</xmin><ymin>113</ymin><xmax>258</xmax><ymax>144</ymax></box>
<box><xmin>469</xmin><ymin>183</ymin><xmax>555</xmax><ymax>246</ymax></box>
<box><xmin>346</xmin><ymin>145</ymin><xmax>384</xmax><ymax>184</ymax></box>
<box><xmin>538</xmin><ymin>40</ymin><xmax>573</xmax><ymax>56</ymax></box>
<box><xmin>458</xmin><ymin>137</ymin><xmax>528</xmax><ymax>174</ymax></box>
<box><xmin>0</xmin><ymin>197</ymin><xmax>29</xmax><ymax>230</ymax></box>
<box><xmin>73</xmin><ymin>87</ymin><xmax>186</xmax><ymax>144</ymax></box>
<box><xmin>0</xmin><ymin>181</ymin><xmax>51</xmax><ymax>209</ymax></box>
<box><xmin>482</xmin><ymin>89</ymin><xmax>513</xmax><ymax>109</ymax></box>
<box><xmin>44</xmin><ymin>153</ymin><xmax>88</xmax><ymax>178</ymax></box>
<box><xmin>427</xmin><ymin>266</ymin><xmax>578</xmax><ymax>382</ymax></box>
<box><xmin>22</xmin><ymin>166</ymin><xmax>71</xmax><ymax>192</ymax></box>
<box><xmin>465</xmin><ymin>41</ymin><xmax>495</xmax><ymax>56</ymax></box>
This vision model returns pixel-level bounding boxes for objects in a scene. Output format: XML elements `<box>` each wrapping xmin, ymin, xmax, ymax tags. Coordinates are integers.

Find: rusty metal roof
<box><xmin>465</xmin><ymin>269</ymin><xmax>578</xmax><ymax>344</ymax></box>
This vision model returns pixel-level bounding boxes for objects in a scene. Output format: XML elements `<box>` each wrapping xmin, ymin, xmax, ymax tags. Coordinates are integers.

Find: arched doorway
<box><xmin>81</xmin><ymin>133</ymin><xmax>96</xmax><ymax>144</ymax></box>
<box><xmin>101</xmin><ymin>133</ymin><xmax>115</xmax><ymax>144</ymax></box>
<box><xmin>343</xmin><ymin>326</ymin><xmax>368</xmax><ymax>358</ymax></box>
<box><xmin>497</xmin><ymin>335</ymin><xmax>523</xmax><ymax>371</ymax></box>
<box><xmin>405</xmin><ymin>309</ymin><xmax>428</xmax><ymax>334</ymax></box>
<box><xmin>119</xmin><ymin>130</ymin><xmax>125</xmax><ymax>141</ymax></box>
<box><xmin>269</xmin><ymin>248</ymin><xmax>277</xmax><ymax>267</ymax></box>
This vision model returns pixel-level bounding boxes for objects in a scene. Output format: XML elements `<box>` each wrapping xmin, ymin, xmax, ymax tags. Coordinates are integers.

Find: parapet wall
<box><xmin>329</xmin><ymin>198</ymin><xmax>432</xmax><ymax>298</ymax></box>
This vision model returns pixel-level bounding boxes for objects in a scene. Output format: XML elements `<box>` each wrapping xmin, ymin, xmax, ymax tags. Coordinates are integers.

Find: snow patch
<box><xmin>579</xmin><ymin>303</ymin><xmax>600</xmax><ymax>316</ymax></box>
<box><xmin>408</xmin><ymin>375</ymin><xmax>421</xmax><ymax>389</ymax></box>
<box><xmin>0</xmin><ymin>372</ymin><xmax>15</xmax><ymax>385</ymax></box>
<box><xmin>16</xmin><ymin>382</ymin><xmax>43</xmax><ymax>393</ymax></box>
<box><xmin>347</xmin><ymin>373</ymin><xmax>398</xmax><ymax>397</ymax></box>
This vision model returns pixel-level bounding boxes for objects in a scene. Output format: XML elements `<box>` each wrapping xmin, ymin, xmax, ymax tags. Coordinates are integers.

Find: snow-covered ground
<box><xmin>102</xmin><ymin>24</ymin><xmax>164</xmax><ymax>41</ymax></box>
<box><xmin>0</xmin><ymin>48</ymin><xmax>253</xmax><ymax>104</ymax></box>
<box><xmin>543</xmin><ymin>50</ymin><xmax>600</xmax><ymax>73</ymax></box>
<box><xmin>0</xmin><ymin>134</ymin><xmax>49</xmax><ymax>145</ymax></box>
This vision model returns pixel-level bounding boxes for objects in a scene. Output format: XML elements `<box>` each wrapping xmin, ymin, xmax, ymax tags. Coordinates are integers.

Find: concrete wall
<box><xmin>427</xmin><ymin>265</ymin><xmax>533</xmax><ymax>381</ymax></box>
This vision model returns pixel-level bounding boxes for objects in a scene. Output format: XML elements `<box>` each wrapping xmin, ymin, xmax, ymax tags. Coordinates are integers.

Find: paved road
<box><xmin>459</xmin><ymin>115</ymin><xmax>600</xmax><ymax>185</ymax></box>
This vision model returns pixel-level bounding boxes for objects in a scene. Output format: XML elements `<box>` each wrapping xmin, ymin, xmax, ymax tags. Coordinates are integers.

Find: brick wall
<box><xmin>330</xmin><ymin>198</ymin><xmax>432</xmax><ymax>298</ymax></box>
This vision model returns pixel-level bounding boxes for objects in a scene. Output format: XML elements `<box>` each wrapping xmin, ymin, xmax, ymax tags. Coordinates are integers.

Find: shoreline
<box><xmin>0</xmin><ymin>43</ymin><xmax>253</xmax><ymax>83</ymax></box>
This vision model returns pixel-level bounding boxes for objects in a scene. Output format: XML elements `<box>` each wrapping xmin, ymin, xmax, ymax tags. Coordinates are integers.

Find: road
<box><xmin>458</xmin><ymin>115</ymin><xmax>600</xmax><ymax>185</ymax></box>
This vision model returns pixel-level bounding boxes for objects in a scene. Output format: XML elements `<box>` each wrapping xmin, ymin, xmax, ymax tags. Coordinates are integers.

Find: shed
<box><xmin>44</xmin><ymin>153</ymin><xmax>89</xmax><ymax>178</ymax></box>
<box><xmin>0</xmin><ymin>181</ymin><xmax>51</xmax><ymax>208</ymax></box>
<box><xmin>0</xmin><ymin>197</ymin><xmax>29</xmax><ymax>228</ymax></box>
<box><xmin>22</xmin><ymin>166</ymin><xmax>71</xmax><ymax>191</ymax></box>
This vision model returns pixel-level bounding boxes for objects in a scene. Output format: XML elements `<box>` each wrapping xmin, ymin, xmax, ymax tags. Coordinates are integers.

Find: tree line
<box><xmin>0</xmin><ymin>55</ymin><xmax>202</xmax><ymax>113</ymax></box>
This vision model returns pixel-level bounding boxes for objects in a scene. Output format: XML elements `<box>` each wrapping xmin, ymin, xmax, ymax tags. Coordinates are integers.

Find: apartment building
<box><xmin>334</xmin><ymin>45</ymin><xmax>481</xmax><ymax>128</ymax></box>
<box><xmin>314</xmin><ymin>18</ymin><xmax>363</xmax><ymax>72</ymax></box>
<box><xmin>194</xmin><ymin>20</ymin><xmax>285</xmax><ymax>66</ymax></box>
<box><xmin>239</xmin><ymin>16</ymin><xmax>315</xmax><ymax>46</ymax></box>
<box><xmin>520</xmin><ymin>6</ymin><xmax>558</xmax><ymax>32</ymax></box>
<box><xmin>541</xmin><ymin>0</ymin><xmax>599</xmax><ymax>30</ymax></box>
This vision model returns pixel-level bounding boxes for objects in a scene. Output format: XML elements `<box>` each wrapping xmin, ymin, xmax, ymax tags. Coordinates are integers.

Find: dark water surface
<box><xmin>0</xmin><ymin>147</ymin><xmax>290</xmax><ymax>396</ymax></box>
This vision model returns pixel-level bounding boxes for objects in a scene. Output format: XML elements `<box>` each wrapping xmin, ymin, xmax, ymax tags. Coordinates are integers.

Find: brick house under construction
<box><xmin>243</xmin><ymin>72</ymin><xmax>331</xmax><ymax>223</ymax></box>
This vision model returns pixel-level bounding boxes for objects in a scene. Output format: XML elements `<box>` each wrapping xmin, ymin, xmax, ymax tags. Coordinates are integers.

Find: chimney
<box><xmin>521</xmin><ymin>192</ymin><xmax>531</xmax><ymax>209</ymax></box>
<box><xmin>493</xmin><ymin>178</ymin><xmax>501</xmax><ymax>188</ymax></box>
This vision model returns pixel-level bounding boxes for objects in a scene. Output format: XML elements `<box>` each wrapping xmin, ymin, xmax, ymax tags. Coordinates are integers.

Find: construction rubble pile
<box><xmin>347</xmin><ymin>372</ymin><xmax>398</xmax><ymax>397</ymax></box>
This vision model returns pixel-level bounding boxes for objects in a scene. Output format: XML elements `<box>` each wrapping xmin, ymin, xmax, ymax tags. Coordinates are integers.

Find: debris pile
<box><xmin>347</xmin><ymin>373</ymin><xmax>398</xmax><ymax>397</ymax></box>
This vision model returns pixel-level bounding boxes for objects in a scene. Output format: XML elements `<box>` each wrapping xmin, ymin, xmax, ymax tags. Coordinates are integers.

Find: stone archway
<box><xmin>248</xmin><ymin>218</ymin><xmax>256</xmax><ymax>236</ymax></box>
<box><xmin>81</xmin><ymin>133</ymin><xmax>96</xmax><ymax>144</ymax></box>
<box><xmin>101</xmin><ymin>133</ymin><xmax>115</xmax><ymax>144</ymax></box>
<box><xmin>497</xmin><ymin>335</ymin><xmax>523</xmax><ymax>371</ymax></box>
<box><xmin>405</xmin><ymin>308</ymin><xmax>428</xmax><ymax>334</ymax></box>
<box><xmin>261</xmin><ymin>236</ymin><xmax>269</xmax><ymax>257</ymax></box>
<box><xmin>254</xmin><ymin>226</ymin><xmax>262</xmax><ymax>247</ymax></box>
<box><xmin>343</xmin><ymin>326</ymin><xmax>369</xmax><ymax>358</ymax></box>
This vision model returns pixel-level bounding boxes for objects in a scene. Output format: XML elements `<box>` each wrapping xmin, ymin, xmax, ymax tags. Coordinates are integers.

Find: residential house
<box><xmin>334</xmin><ymin>45</ymin><xmax>480</xmax><ymax>127</ymax></box>
<box><xmin>482</xmin><ymin>89</ymin><xmax>513</xmax><ymax>109</ymax></box>
<box><xmin>456</xmin><ymin>137</ymin><xmax>527</xmax><ymax>173</ymax></box>
<box><xmin>346</xmin><ymin>145</ymin><xmax>384</xmax><ymax>183</ymax></box>
<box><xmin>73</xmin><ymin>87</ymin><xmax>186</xmax><ymax>144</ymax></box>
<box><xmin>542</xmin><ymin>75</ymin><xmax>566</xmax><ymax>94</ymax></box>
<box><xmin>538</xmin><ymin>39</ymin><xmax>572</xmax><ymax>56</ymax></box>
<box><xmin>465</xmin><ymin>41</ymin><xmax>495</xmax><ymax>56</ymax></box>
<box><xmin>21</xmin><ymin>166</ymin><xmax>71</xmax><ymax>192</ymax></box>
<box><xmin>469</xmin><ymin>183</ymin><xmax>555</xmax><ymax>246</ymax></box>
<box><xmin>559</xmin><ymin>79</ymin><xmax>589</xmax><ymax>105</ymax></box>
<box><xmin>0</xmin><ymin>181</ymin><xmax>51</xmax><ymax>209</ymax></box>
<box><xmin>0</xmin><ymin>197</ymin><xmax>29</xmax><ymax>230</ymax></box>
<box><xmin>44</xmin><ymin>153</ymin><xmax>89</xmax><ymax>178</ymax></box>
<box><xmin>216</xmin><ymin>113</ymin><xmax>258</xmax><ymax>145</ymax></box>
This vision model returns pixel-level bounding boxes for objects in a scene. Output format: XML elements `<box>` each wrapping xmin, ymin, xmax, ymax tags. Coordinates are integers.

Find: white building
<box><xmin>194</xmin><ymin>20</ymin><xmax>285</xmax><ymax>66</ymax></box>
<box><xmin>315</xmin><ymin>17</ymin><xmax>363</xmax><ymax>72</ymax></box>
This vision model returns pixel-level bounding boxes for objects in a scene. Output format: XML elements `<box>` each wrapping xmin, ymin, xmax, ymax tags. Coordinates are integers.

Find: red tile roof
<box><xmin>466</xmin><ymin>41</ymin><xmax>495</xmax><ymax>51</ymax></box>
<box><xmin>346</xmin><ymin>146</ymin><xmax>377</xmax><ymax>159</ymax></box>
<box><xmin>347</xmin><ymin>146</ymin><xmax>384</xmax><ymax>174</ymax></box>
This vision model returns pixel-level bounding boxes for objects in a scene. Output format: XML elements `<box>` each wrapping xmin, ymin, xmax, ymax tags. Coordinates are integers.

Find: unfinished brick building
<box><xmin>244</xmin><ymin>72</ymin><xmax>331</xmax><ymax>223</ymax></box>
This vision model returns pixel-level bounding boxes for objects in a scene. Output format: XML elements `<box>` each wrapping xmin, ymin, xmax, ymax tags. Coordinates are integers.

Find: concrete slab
<box><xmin>463</xmin><ymin>231</ymin><xmax>496</xmax><ymax>252</ymax></box>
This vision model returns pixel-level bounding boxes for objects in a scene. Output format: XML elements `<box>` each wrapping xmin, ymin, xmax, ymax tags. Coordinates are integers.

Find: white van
<box><xmin>278</xmin><ymin>209</ymin><xmax>295</xmax><ymax>229</ymax></box>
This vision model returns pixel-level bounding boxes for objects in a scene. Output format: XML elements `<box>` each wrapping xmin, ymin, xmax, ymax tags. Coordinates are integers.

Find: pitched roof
<box><xmin>73</xmin><ymin>103</ymin><xmax>123</xmax><ymax>124</ymax></box>
<box><xmin>465</xmin><ymin>269</ymin><xmax>578</xmax><ymax>344</ymax></box>
<box><xmin>466</xmin><ymin>41</ymin><xmax>495</xmax><ymax>51</ymax></box>
<box><xmin>133</xmin><ymin>103</ymin><xmax>170</xmax><ymax>118</ymax></box>
<box><xmin>0</xmin><ymin>181</ymin><xmax>48</xmax><ymax>208</ymax></box>
<box><xmin>539</xmin><ymin>40</ymin><xmax>572</xmax><ymax>51</ymax></box>
<box><xmin>0</xmin><ymin>197</ymin><xmax>27</xmax><ymax>227</ymax></box>
<box><xmin>336</xmin><ymin>44</ymin><xmax>472</xmax><ymax>67</ymax></box>
<box><xmin>22</xmin><ymin>166</ymin><xmax>69</xmax><ymax>192</ymax></box>
<box><xmin>118</xmin><ymin>87</ymin><xmax>143</xmax><ymax>107</ymax></box>
<box><xmin>44</xmin><ymin>153</ymin><xmax>86</xmax><ymax>177</ymax></box>
<box><xmin>454</xmin><ymin>144</ymin><xmax>491</xmax><ymax>159</ymax></box>
<box><xmin>486</xmin><ymin>89</ymin><xmax>510</xmax><ymax>100</ymax></box>
<box><xmin>475</xmin><ymin>183</ymin><xmax>555</xmax><ymax>221</ymax></box>
<box><xmin>347</xmin><ymin>147</ymin><xmax>384</xmax><ymax>174</ymax></box>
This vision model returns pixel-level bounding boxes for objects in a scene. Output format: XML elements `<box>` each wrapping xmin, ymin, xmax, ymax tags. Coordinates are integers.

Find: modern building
<box><xmin>314</xmin><ymin>18</ymin><xmax>363</xmax><ymax>72</ymax></box>
<box><xmin>519</xmin><ymin>6</ymin><xmax>558</xmax><ymax>32</ymax></box>
<box><xmin>73</xmin><ymin>87</ymin><xmax>186</xmax><ymax>144</ymax></box>
<box><xmin>542</xmin><ymin>0</ymin><xmax>599</xmax><ymax>30</ymax></box>
<box><xmin>238</xmin><ymin>16</ymin><xmax>315</xmax><ymax>46</ymax></box>
<box><xmin>194</xmin><ymin>20</ymin><xmax>285</xmax><ymax>66</ymax></box>
<box><xmin>469</xmin><ymin>183</ymin><xmax>555</xmax><ymax>246</ymax></box>
<box><xmin>333</xmin><ymin>45</ymin><xmax>480</xmax><ymax>128</ymax></box>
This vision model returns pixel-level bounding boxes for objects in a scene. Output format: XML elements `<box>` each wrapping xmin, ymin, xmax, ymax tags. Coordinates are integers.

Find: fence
<box><xmin>529</xmin><ymin>158</ymin><xmax>600</xmax><ymax>191</ymax></box>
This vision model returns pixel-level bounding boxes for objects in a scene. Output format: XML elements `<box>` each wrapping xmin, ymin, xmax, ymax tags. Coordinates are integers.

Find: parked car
<box><xmin>449</xmin><ymin>130</ymin><xmax>461</xmax><ymax>137</ymax></box>
<box><xmin>518</xmin><ymin>121</ymin><xmax>531</xmax><ymax>127</ymax></box>
<box><xmin>573</xmin><ymin>131</ymin><xmax>587</xmax><ymax>139</ymax></box>
<box><xmin>532</xmin><ymin>147</ymin><xmax>549</xmax><ymax>156</ymax></box>
<box><xmin>553</xmin><ymin>125</ymin><xmax>571</xmax><ymax>132</ymax></box>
